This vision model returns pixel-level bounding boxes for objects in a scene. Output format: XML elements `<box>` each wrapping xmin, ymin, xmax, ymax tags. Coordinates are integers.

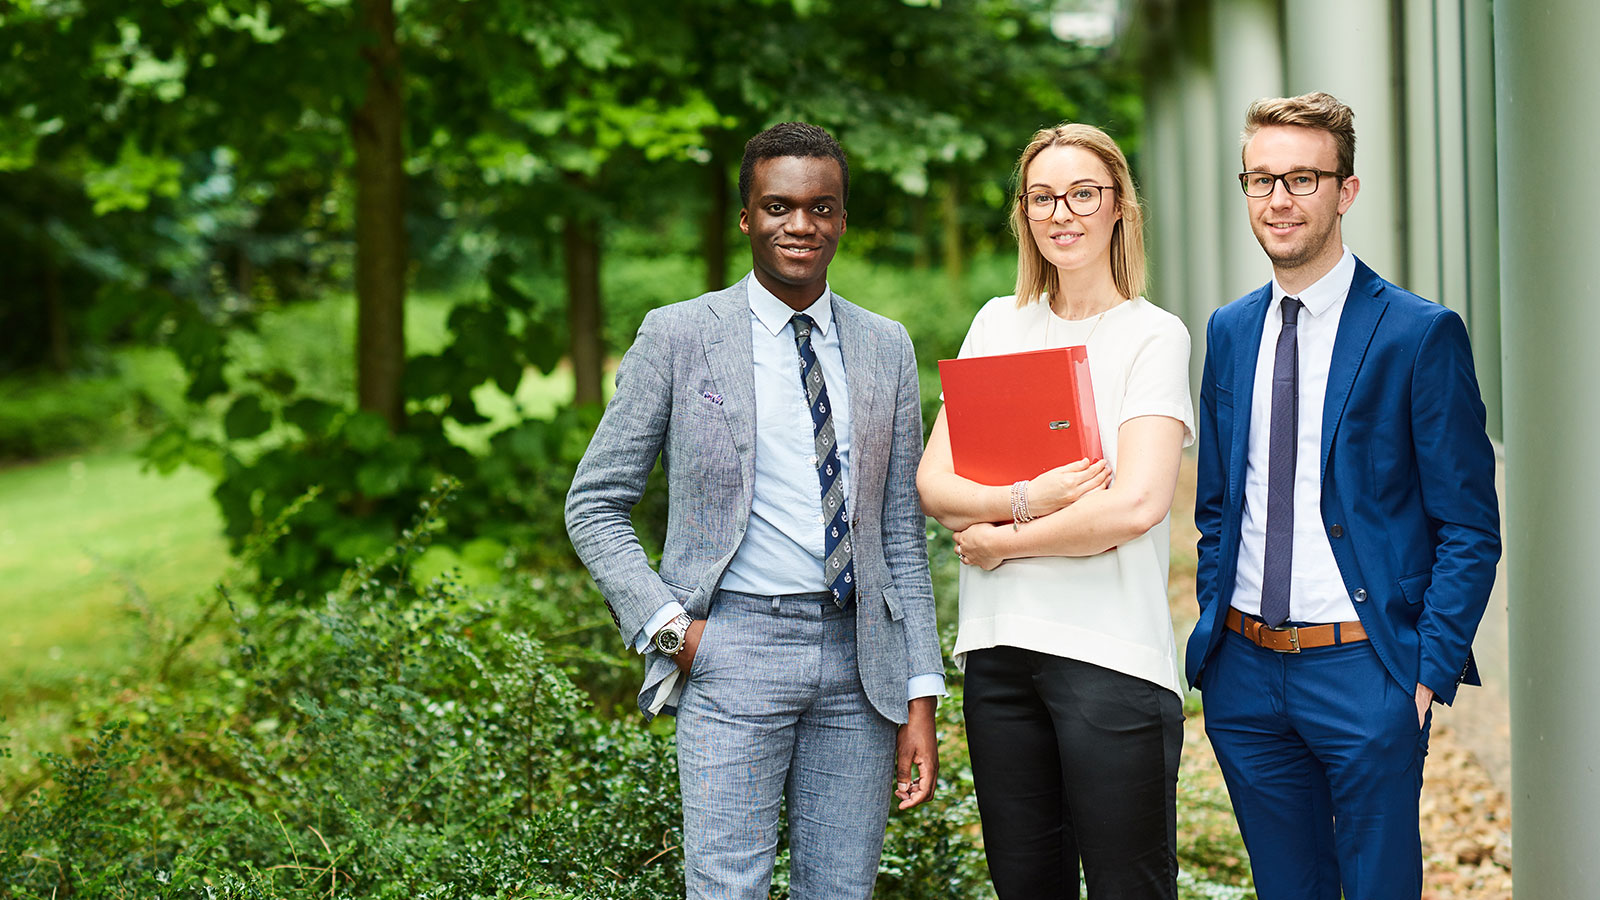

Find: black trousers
<box><xmin>963</xmin><ymin>646</ymin><xmax>1183</xmax><ymax>900</ymax></box>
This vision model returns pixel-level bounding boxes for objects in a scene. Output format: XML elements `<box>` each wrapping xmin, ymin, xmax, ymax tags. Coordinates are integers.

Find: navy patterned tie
<box><xmin>791</xmin><ymin>313</ymin><xmax>854</xmax><ymax>607</ymax></box>
<box><xmin>1261</xmin><ymin>296</ymin><xmax>1301</xmax><ymax>628</ymax></box>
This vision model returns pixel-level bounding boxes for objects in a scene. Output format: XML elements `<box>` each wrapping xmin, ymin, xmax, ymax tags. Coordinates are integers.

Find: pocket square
<box><xmin>701</xmin><ymin>390</ymin><xmax>724</xmax><ymax>406</ymax></box>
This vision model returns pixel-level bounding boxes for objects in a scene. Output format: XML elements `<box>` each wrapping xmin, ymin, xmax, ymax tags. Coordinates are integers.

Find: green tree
<box><xmin>0</xmin><ymin>0</ymin><xmax>1139</xmax><ymax>595</ymax></box>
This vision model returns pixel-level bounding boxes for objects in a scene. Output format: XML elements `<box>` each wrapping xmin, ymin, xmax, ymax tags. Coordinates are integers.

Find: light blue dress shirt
<box><xmin>719</xmin><ymin>278</ymin><xmax>853</xmax><ymax>595</ymax></box>
<box><xmin>634</xmin><ymin>275</ymin><xmax>944</xmax><ymax>702</ymax></box>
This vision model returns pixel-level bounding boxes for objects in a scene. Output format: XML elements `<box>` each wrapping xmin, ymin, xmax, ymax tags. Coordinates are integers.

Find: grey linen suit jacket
<box><xmin>564</xmin><ymin>276</ymin><xmax>942</xmax><ymax>723</ymax></box>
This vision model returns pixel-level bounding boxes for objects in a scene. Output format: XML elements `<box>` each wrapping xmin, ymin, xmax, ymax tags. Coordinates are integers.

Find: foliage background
<box><xmin>0</xmin><ymin>0</ymin><xmax>1257</xmax><ymax>897</ymax></box>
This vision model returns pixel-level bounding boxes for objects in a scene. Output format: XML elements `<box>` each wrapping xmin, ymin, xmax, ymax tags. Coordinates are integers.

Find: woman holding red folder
<box><xmin>918</xmin><ymin>123</ymin><xmax>1194</xmax><ymax>900</ymax></box>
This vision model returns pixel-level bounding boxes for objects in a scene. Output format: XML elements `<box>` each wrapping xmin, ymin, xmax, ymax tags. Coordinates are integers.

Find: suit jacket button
<box><xmin>1353</xmin><ymin>588</ymin><xmax>1368</xmax><ymax>603</ymax></box>
<box><xmin>1329</xmin><ymin>524</ymin><xmax>1344</xmax><ymax>538</ymax></box>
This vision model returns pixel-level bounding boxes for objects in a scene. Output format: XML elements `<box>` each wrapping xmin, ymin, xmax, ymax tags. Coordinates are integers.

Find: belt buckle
<box><xmin>1262</xmin><ymin>623</ymin><xmax>1301</xmax><ymax>653</ymax></box>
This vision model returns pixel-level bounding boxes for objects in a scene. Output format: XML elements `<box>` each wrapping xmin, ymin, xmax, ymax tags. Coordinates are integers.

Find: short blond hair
<box><xmin>1011</xmin><ymin>123</ymin><xmax>1146</xmax><ymax>308</ymax></box>
<box><xmin>1241</xmin><ymin>91</ymin><xmax>1356</xmax><ymax>176</ymax></box>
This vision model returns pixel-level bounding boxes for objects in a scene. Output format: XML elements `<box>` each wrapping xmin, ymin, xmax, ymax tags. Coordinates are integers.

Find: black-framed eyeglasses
<box><xmin>1020</xmin><ymin>185</ymin><xmax>1115</xmax><ymax>220</ymax></box>
<box><xmin>1238</xmin><ymin>169</ymin><xmax>1346</xmax><ymax>198</ymax></box>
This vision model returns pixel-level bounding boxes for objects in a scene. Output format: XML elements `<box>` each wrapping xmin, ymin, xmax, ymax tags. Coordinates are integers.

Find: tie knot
<box><xmin>1281</xmin><ymin>296</ymin><xmax>1302</xmax><ymax>325</ymax></box>
<box><xmin>791</xmin><ymin>313</ymin><xmax>815</xmax><ymax>343</ymax></box>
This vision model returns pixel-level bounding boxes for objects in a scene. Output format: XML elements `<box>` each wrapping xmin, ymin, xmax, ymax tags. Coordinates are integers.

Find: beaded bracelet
<box><xmin>1010</xmin><ymin>480</ymin><xmax>1035</xmax><ymax>531</ymax></box>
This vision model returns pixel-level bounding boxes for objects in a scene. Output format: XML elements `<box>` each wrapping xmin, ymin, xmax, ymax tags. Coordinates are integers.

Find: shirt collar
<box><xmin>747</xmin><ymin>272</ymin><xmax>834</xmax><ymax>337</ymax></box>
<box><xmin>1272</xmin><ymin>245</ymin><xmax>1356</xmax><ymax>318</ymax></box>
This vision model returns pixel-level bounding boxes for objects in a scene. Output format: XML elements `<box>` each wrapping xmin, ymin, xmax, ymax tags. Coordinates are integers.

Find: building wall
<box><xmin>1130</xmin><ymin>0</ymin><xmax>1502</xmax><ymax>437</ymax></box>
<box><xmin>1123</xmin><ymin>1</ymin><xmax>1600</xmax><ymax>893</ymax></box>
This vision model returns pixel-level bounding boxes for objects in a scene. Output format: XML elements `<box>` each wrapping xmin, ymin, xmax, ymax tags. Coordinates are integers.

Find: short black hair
<box><xmin>738</xmin><ymin>122</ymin><xmax>850</xmax><ymax>209</ymax></box>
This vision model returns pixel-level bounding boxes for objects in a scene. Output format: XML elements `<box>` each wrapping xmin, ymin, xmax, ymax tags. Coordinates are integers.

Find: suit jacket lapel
<box><xmin>1230</xmin><ymin>284</ymin><xmax>1273</xmax><ymax>506</ymax></box>
<box><xmin>703</xmin><ymin>278</ymin><xmax>757</xmax><ymax>489</ymax></box>
<box><xmin>833</xmin><ymin>294</ymin><xmax>878</xmax><ymax>519</ymax></box>
<box><xmin>1321</xmin><ymin>259</ymin><xmax>1387</xmax><ymax>481</ymax></box>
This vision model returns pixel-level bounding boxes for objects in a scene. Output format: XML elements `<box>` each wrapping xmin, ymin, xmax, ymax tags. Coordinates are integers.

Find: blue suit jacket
<box><xmin>1185</xmin><ymin>258</ymin><xmax>1500</xmax><ymax>704</ymax></box>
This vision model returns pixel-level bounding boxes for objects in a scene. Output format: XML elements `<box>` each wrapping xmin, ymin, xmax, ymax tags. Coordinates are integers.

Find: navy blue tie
<box><xmin>791</xmin><ymin>313</ymin><xmax>854</xmax><ymax>607</ymax></box>
<box><xmin>1261</xmin><ymin>297</ymin><xmax>1301</xmax><ymax>628</ymax></box>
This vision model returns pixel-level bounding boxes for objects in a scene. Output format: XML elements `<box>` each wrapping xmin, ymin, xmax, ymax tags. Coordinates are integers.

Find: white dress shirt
<box><xmin>637</xmin><ymin>274</ymin><xmax>944</xmax><ymax>701</ymax></box>
<box><xmin>1232</xmin><ymin>247</ymin><xmax>1359</xmax><ymax>624</ymax></box>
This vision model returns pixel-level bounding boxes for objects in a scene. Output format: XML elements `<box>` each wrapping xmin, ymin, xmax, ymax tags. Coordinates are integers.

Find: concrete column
<box><xmin>1463</xmin><ymin>0</ymin><xmax>1501</xmax><ymax>437</ymax></box>
<box><xmin>1211</xmin><ymin>0</ymin><xmax>1284</xmax><ymax>302</ymax></box>
<box><xmin>1433</xmin><ymin>0</ymin><xmax>1470</xmax><ymax>318</ymax></box>
<box><xmin>1401</xmin><ymin>0</ymin><xmax>1442</xmax><ymax>301</ymax></box>
<box><xmin>1284</xmin><ymin>0</ymin><xmax>1405</xmax><ymax>282</ymax></box>
<box><xmin>1177</xmin><ymin>0</ymin><xmax>1222</xmax><ymax>396</ymax></box>
<box><xmin>1496</xmin><ymin>0</ymin><xmax>1600</xmax><ymax>894</ymax></box>
<box><xmin>1142</xmin><ymin>51</ymin><xmax>1184</xmax><ymax>317</ymax></box>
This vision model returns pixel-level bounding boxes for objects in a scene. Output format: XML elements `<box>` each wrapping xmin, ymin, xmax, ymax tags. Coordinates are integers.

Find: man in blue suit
<box><xmin>1185</xmin><ymin>92</ymin><xmax>1500</xmax><ymax>900</ymax></box>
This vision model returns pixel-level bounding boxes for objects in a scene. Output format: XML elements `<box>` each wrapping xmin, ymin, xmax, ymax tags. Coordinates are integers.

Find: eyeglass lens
<box><xmin>1240</xmin><ymin>170</ymin><xmax>1330</xmax><ymax>197</ymax></box>
<box><xmin>1022</xmin><ymin>187</ymin><xmax>1106</xmax><ymax>220</ymax></box>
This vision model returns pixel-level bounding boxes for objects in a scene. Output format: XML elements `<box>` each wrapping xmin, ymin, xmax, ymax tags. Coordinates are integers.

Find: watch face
<box><xmin>657</xmin><ymin>630</ymin><xmax>683</xmax><ymax>654</ymax></box>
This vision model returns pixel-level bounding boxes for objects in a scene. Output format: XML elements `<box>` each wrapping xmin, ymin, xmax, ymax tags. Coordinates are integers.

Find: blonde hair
<box><xmin>1011</xmin><ymin>123</ymin><xmax>1147</xmax><ymax>308</ymax></box>
<box><xmin>1241</xmin><ymin>91</ymin><xmax>1356</xmax><ymax>176</ymax></box>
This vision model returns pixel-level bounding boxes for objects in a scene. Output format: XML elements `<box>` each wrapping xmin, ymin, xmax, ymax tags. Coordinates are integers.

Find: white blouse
<box><xmin>950</xmin><ymin>295</ymin><xmax>1195</xmax><ymax>696</ymax></box>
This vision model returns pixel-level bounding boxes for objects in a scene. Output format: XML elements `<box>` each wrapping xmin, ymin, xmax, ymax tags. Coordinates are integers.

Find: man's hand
<box><xmin>672</xmin><ymin>619</ymin><xmax>707</xmax><ymax>674</ymax></box>
<box><xmin>1414</xmin><ymin>683</ymin><xmax>1435</xmax><ymax>729</ymax></box>
<box><xmin>895</xmin><ymin>696</ymin><xmax>938</xmax><ymax>810</ymax></box>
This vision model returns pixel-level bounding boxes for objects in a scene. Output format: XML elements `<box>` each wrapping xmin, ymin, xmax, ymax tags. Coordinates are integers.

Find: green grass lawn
<box><xmin>0</xmin><ymin>290</ymin><xmax>582</xmax><ymax>703</ymax></box>
<box><xmin>0</xmin><ymin>450</ymin><xmax>227</xmax><ymax>698</ymax></box>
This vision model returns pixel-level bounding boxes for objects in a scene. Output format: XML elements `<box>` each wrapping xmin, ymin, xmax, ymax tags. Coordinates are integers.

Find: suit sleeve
<box><xmin>1189</xmin><ymin>310</ymin><xmax>1227</xmax><ymax>690</ymax></box>
<box><xmin>1410</xmin><ymin>309</ymin><xmax>1501</xmax><ymax>703</ymax></box>
<box><xmin>884</xmin><ymin>323</ymin><xmax>944</xmax><ymax>682</ymax></box>
<box><xmin>564</xmin><ymin>309</ymin><xmax>681</xmax><ymax>643</ymax></box>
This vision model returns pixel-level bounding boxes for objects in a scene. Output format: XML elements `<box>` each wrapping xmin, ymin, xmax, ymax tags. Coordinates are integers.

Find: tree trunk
<box><xmin>352</xmin><ymin>0</ymin><xmax>407</xmax><ymax>429</ymax></box>
<box><xmin>703</xmin><ymin>144</ymin><xmax>730</xmax><ymax>292</ymax></box>
<box><xmin>564</xmin><ymin>202</ymin><xmax>604</xmax><ymax>406</ymax></box>
<box><xmin>941</xmin><ymin>173</ymin><xmax>965</xmax><ymax>295</ymax></box>
<box><xmin>910</xmin><ymin>193</ymin><xmax>931</xmax><ymax>271</ymax></box>
<box><xmin>234</xmin><ymin>245</ymin><xmax>256</xmax><ymax>299</ymax></box>
<box><xmin>43</xmin><ymin>257</ymin><xmax>69</xmax><ymax>373</ymax></box>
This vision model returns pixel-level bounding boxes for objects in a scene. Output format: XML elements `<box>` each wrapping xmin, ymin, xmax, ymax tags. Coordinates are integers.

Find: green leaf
<box><xmin>250</xmin><ymin>368</ymin><xmax>299</xmax><ymax>397</ymax></box>
<box><xmin>403</xmin><ymin>355</ymin><xmax>456</xmax><ymax>402</ymax></box>
<box><xmin>223</xmin><ymin>394</ymin><xmax>272</xmax><ymax>440</ymax></box>
<box><xmin>329</xmin><ymin>526</ymin><xmax>392</xmax><ymax>564</ymax></box>
<box><xmin>83</xmin><ymin>140</ymin><xmax>183</xmax><ymax>215</ymax></box>
<box><xmin>343</xmin><ymin>411</ymin><xmax>391</xmax><ymax>452</ymax></box>
<box><xmin>141</xmin><ymin>425</ymin><xmax>193</xmax><ymax>476</ymax></box>
<box><xmin>284</xmin><ymin>398</ymin><xmax>338</xmax><ymax>437</ymax></box>
<box><xmin>355</xmin><ymin>458</ymin><xmax>410</xmax><ymax>498</ymax></box>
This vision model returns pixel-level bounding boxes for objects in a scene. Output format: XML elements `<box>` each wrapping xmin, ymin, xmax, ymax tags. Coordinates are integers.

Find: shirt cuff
<box><xmin>907</xmin><ymin>673</ymin><xmax>947</xmax><ymax>702</ymax></box>
<box><xmin>633</xmin><ymin>601</ymin><xmax>688</xmax><ymax>654</ymax></box>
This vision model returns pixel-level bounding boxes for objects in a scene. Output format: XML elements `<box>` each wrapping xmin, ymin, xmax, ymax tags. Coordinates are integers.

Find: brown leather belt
<box><xmin>1226</xmin><ymin>608</ymin><xmax>1368</xmax><ymax>653</ymax></box>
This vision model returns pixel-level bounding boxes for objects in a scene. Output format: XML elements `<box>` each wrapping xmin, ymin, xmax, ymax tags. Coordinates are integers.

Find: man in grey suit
<box><xmin>565</xmin><ymin>122</ymin><xmax>944</xmax><ymax>900</ymax></box>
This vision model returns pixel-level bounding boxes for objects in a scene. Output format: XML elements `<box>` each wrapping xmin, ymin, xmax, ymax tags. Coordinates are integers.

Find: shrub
<box><xmin>0</xmin><ymin>495</ymin><xmax>985</xmax><ymax>899</ymax></box>
<box><xmin>0</xmin><ymin>375</ymin><xmax>142</xmax><ymax>460</ymax></box>
<box><xmin>0</xmin><ymin>495</ymin><xmax>685</xmax><ymax>897</ymax></box>
<box><xmin>0</xmin><ymin>488</ymin><xmax>1255</xmax><ymax>899</ymax></box>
